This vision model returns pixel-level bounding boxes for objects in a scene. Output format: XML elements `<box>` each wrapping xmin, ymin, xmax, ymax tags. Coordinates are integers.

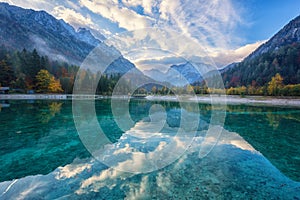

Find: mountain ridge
<box><xmin>221</xmin><ymin>14</ymin><xmax>300</xmax><ymax>87</ymax></box>
<box><xmin>245</xmin><ymin>15</ymin><xmax>300</xmax><ymax>61</ymax></box>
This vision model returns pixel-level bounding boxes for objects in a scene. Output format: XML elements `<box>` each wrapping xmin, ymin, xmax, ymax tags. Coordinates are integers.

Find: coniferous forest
<box><xmin>0</xmin><ymin>46</ymin><xmax>122</xmax><ymax>95</ymax></box>
<box><xmin>222</xmin><ymin>43</ymin><xmax>300</xmax><ymax>87</ymax></box>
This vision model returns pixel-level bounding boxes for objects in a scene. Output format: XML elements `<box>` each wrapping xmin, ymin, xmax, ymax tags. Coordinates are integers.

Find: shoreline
<box><xmin>146</xmin><ymin>95</ymin><xmax>300</xmax><ymax>107</ymax></box>
<box><xmin>0</xmin><ymin>94</ymin><xmax>107</xmax><ymax>100</ymax></box>
<box><xmin>1</xmin><ymin>94</ymin><xmax>300</xmax><ymax>107</ymax></box>
<box><xmin>0</xmin><ymin>94</ymin><xmax>68</xmax><ymax>100</ymax></box>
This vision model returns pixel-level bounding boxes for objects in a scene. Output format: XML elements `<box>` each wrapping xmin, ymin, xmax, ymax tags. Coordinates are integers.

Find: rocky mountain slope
<box><xmin>0</xmin><ymin>2</ymin><xmax>136</xmax><ymax>75</ymax></box>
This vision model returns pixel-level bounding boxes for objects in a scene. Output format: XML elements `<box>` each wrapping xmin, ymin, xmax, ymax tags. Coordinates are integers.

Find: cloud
<box><xmin>77</xmin><ymin>0</ymin><xmax>247</xmax><ymax>67</ymax></box>
<box><xmin>211</xmin><ymin>40</ymin><xmax>266</xmax><ymax>67</ymax></box>
<box><xmin>78</xmin><ymin>0</ymin><xmax>244</xmax><ymax>50</ymax></box>
<box><xmin>30</xmin><ymin>35</ymin><xmax>69</xmax><ymax>63</ymax></box>
<box><xmin>122</xmin><ymin>0</ymin><xmax>156</xmax><ymax>15</ymax></box>
<box><xmin>53</xmin><ymin>6</ymin><xmax>94</xmax><ymax>29</ymax></box>
<box><xmin>65</xmin><ymin>0</ymin><xmax>80</xmax><ymax>10</ymax></box>
<box><xmin>2</xmin><ymin>0</ymin><xmax>55</xmax><ymax>12</ymax></box>
<box><xmin>79</xmin><ymin>0</ymin><xmax>155</xmax><ymax>31</ymax></box>
<box><xmin>158</xmin><ymin>0</ymin><xmax>243</xmax><ymax>49</ymax></box>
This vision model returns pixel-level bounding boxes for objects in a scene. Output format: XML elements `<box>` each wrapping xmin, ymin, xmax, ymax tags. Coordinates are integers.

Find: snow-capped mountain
<box><xmin>144</xmin><ymin>62</ymin><xmax>208</xmax><ymax>86</ymax></box>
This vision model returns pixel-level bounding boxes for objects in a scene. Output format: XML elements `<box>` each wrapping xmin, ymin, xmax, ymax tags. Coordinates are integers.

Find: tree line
<box><xmin>226</xmin><ymin>73</ymin><xmax>300</xmax><ymax>96</ymax></box>
<box><xmin>1</xmin><ymin>45</ymin><xmax>299</xmax><ymax>96</ymax></box>
<box><xmin>148</xmin><ymin>73</ymin><xmax>300</xmax><ymax>96</ymax></box>
<box><xmin>0</xmin><ymin>46</ymin><xmax>123</xmax><ymax>94</ymax></box>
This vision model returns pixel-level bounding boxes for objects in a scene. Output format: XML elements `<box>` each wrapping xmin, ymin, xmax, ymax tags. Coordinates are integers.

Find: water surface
<box><xmin>0</xmin><ymin>99</ymin><xmax>299</xmax><ymax>199</ymax></box>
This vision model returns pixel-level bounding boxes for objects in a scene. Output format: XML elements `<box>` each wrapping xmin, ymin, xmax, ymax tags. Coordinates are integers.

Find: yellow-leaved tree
<box><xmin>267</xmin><ymin>73</ymin><xmax>283</xmax><ymax>96</ymax></box>
<box><xmin>36</xmin><ymin>69</ymin><xmax>63</xmax><ymax>93</ymax></box>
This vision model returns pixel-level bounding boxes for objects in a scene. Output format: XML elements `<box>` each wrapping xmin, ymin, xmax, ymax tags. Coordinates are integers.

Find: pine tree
<box><xmin>0</xmin><ymin>59</ymin><xmax>15</xmax><ymax>86</ymax></box>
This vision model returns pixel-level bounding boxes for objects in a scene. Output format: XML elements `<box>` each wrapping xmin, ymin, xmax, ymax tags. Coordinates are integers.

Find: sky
<box><xmin>2</xmin><ymin>0</ymin><xmax>300</xmax><ymax>68</ymax></box>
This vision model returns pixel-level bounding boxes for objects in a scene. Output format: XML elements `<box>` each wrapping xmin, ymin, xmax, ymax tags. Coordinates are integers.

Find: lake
<box><xmin>0</xmin><ymin>99</ymin><xmax>300</xmax><ymax>199</ymax></box>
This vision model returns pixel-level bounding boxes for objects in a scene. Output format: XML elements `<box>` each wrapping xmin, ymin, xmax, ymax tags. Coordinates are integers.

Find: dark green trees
<box><xmin>0</xmin><ymin>59</ymin><xmax>15</xmax><ymax>86</ymax></box>
<box><xmin>0</xmin><ymin>47</ymin><xmax>126</xmax><ymax>94</ymax></box>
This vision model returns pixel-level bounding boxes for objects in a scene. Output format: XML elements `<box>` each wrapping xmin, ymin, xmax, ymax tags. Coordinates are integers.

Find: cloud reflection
<box><xmin>1</xmin><ymin>127</ymin><xmax>300</xmax><ymax>199</ymax></box>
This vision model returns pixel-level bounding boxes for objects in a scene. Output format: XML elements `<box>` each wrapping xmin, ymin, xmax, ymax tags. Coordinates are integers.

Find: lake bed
<box><xmin>0</xmin><ymin>99</ymin><xmax>299</xmax><ymax>199</ymax></box>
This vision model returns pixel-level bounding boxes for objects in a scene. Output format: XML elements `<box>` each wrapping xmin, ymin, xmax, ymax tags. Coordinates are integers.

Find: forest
<box><xmin>220</xmin><ymin>43</ymin><xmax>300</xmax><ymax>96</ymax></box>
<box><xmin>222</xmin><ymin>43</ymin><xmax>300</xmax><ymax>88</ymax></box>
<box><xmin>0</xmin><ymin>46</ymin><xmax>121</xmax><ymax>95</ymax></box>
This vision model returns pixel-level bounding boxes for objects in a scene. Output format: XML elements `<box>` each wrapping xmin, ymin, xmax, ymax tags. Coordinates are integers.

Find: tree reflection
<box><xmin>38</xmin><ymin>102</ymin><xmax>63</xmax><ymax>123</ymax></box>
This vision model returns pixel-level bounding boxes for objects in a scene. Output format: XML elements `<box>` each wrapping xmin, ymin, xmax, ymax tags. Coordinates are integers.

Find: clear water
<box><xmin>0</xmin><ymin>99</ymin><xmax>299</xmax><ymax>199</ymax></box>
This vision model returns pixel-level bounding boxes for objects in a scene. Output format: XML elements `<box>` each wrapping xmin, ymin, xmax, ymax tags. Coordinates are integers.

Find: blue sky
<box><xmin>236</xmin><ymin>0</ymin><xmax>300</xmax><ymax>45</ymax></box>
<box><xmin>2</xmin><ymin>0</ymin><xmax>300</xmax><ymax>67</ymax></box>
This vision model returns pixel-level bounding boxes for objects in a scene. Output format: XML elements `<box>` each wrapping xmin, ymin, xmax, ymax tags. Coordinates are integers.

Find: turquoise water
<box><xmin>0</xmin><ymin>99</ymin><xmax>300</xmax><ymax>199</ymax></box>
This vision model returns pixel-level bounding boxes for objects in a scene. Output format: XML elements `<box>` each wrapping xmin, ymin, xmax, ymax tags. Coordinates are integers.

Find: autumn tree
<box><xmin>36</xmin><ymin>69</ymin><xmax>63</xmax><ymax>93</ymax></box>
<box><xmin>186</xmin><ymin>85</ymin><xmax>194</xmax><ymax>94</ymax></box>
<box><xmin>267</xmin><ymin>73</ymin><xmax>283</xmax><ymax>96</ymax></box>
<box><xmin>48</xmin><ymin>76</ymin><xmax>63</xmax><ymax>93</ymax></box>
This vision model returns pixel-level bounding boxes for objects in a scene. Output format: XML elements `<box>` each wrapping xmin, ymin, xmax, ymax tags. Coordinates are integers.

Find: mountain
<box><xmin>76</xmin><ymin>27</ymin><xmax>101</xmax><ymax>47</ymax></box>
<box><xmin>0</xmin><ymin>2</ymin><xmax>136</xmax><ymax>75</ymax></box>
<box><xmin>144</xmin><ymin>62</ymin><xmax>210</xmax><ymax>86</ymax></box>
<box><xmin>246</xmin><ymin>16</ymin><xmax>300</xmax><ymax>61</ymax></box>
<box><xmin>219</xmin><ymin>62</ymin><xmax>237</xmax><ymax>74</ymax></box>
<box><xmin>170</xmin><ymin>62</ymin><xmax>203</xmax><ymax>84</ymax></box>
<box><xmin>222</xmin><ymin>15</ymin><xmax>300</xmax><ymax>87</ymax></box>
<box><xmin>0</xmin><ymin>3</ymin><xmax>99</xmax><ymax>64</ymax></box>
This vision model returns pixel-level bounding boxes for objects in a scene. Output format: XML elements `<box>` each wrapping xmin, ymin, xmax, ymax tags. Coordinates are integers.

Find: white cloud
<box><xmin>53</xmin><ymin>6</ymin><xmax>94</xmax><ymax>28</ymax></box>
<box><xmin>2</xmin><ymin>0</ymin><xmax>54</xmax><ymax>12</ymax></box>
<box><xmin>79</xmin><ymin>0</ymin><xmax>154</xmax><ymax>31</ymax></box>
<box><xmin>211</xmin><ymin>40</ymin><xmax>265</xmax><ymax>67</ymax></box>
<box><xmin>158</xmin><ymin>0</ymin><xmax>242</xmax><ymax>49</ymax></box>
<box><xmin>82</xmin><ymin>0</ymin><xmax>247</xmax><ymax>67</ymax></box>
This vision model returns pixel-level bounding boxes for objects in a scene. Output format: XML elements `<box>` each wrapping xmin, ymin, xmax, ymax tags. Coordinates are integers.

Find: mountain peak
<box><xmin>246</xmin><ymin>15</ymin><xmax>300</xmax><ymax>61</ymax></box>
<box><xmin>222</xmin><ymin>14</ymin><xmax>300</xmax><ymax>87</ymax></box>
<box><xmin>76</xmin><ymin>27</ymin><xmax>100</xmax><ymax>46</ymax></box>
